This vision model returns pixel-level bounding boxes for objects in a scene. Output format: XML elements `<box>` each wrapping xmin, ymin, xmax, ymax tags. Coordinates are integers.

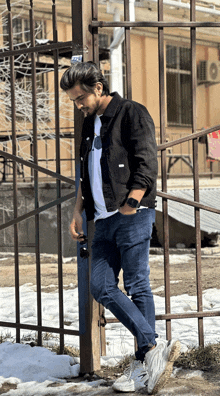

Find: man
<box><xmin>60</xmin><ymin>61</ymin><xmax>181</xmax><ymax>394</ymax></box>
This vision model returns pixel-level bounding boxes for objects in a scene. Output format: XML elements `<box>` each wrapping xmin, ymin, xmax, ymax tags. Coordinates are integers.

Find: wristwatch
<box><xmin>126</xmin><ymin>198</ymin><xmax>140</xmax><ymax>209</ymax></box>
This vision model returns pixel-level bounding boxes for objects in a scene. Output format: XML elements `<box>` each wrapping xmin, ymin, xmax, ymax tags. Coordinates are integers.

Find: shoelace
<box><xmin>123</xmin><ymin>359</ymin><xmax>141</xmax><ymax>380</ymax></box>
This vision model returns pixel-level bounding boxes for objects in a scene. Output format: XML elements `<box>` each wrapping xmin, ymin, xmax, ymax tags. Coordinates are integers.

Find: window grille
<box><xmin>166</xmin><ymin>44</ymin><xmax>192</xmax><ymax>126</ymax></box>
<box><xmin>3</xmin><ymin>17</ymin><xmax>46</xmax><ymax>45</ymax></box>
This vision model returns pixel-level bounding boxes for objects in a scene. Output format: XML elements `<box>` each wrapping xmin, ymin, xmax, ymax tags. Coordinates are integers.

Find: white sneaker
<box><xmin>145</xmin><ymin>339</ymin><xmax>181</xmax><ymax>395</ymax></box>
<box><xmin>112</xmin><ymin>357</ymin><xmax>149</xmax><ymax>392</ymax></box>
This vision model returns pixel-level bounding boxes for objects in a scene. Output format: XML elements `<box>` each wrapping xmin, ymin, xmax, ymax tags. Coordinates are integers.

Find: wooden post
<box><xmin>72</xmin><ymin>0</ymin><xmax>101</xmax><ymax>373</ymax></box>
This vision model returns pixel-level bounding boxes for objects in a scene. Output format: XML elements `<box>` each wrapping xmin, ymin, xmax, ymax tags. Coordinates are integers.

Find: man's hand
<box><xmin>69</xmin><ymin>211</ymin><xmax>84</xmax><ymax>241</ymax></box>
<box><xmin>119</xmin><ymin>203</ymin><xmax>137</xmax><ymax>215</ymax></box>
<box><xmin>119</xmin><ymin>188</ymin><xmax>147</xmax><ymax>215</ymax></box>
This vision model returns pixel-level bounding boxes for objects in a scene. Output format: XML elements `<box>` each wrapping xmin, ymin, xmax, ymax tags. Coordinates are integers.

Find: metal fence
<box><xmin>89</xmin><ymin>0</ymin><xmax>220</xmax><ymax>372</ymax></box>
<box><xmin>0</xmin><ymin>0</ymin><xmax>76</xmax><ymax>357</ymax></box>
<box><xmin>0</xmin><ymin>0</ymin><xmax>220</xmax><ymax>375</ymax></box>
<box><xmin>0</xmin><ymin>129</ymin><xmax>75</xmax><ymax>182</ymax></box>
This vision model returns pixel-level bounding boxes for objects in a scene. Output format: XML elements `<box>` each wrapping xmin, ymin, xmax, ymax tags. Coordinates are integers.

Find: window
<box><xmin>99</xmin><ymin>33</ymin><xmax>110</xmax><ymax>50</ymax></box>
<box><xmin>3</xmin><ymin>17</ymin><xmax>46</xmax><ymax>45</ymax></box>
<box><xmin>166</xmin><ymin>45</ymin><xmax>192</xmax><ymax>126</ymax></box>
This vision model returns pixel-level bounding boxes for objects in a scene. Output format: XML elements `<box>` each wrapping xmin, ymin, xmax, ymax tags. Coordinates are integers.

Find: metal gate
<box><xmin>86</xmin><ymin>0</ymin><xmax>220</xmax><ymax>372</ymax></box>
<box><xmin>0</xmin><ymin>0</ymin><xmax>220</xmax><ymax>375</ymax></box>
<box><xmin>0</xmin><ymin>0</ymin><xmax>77</xmax><ymax>357</ymax></box>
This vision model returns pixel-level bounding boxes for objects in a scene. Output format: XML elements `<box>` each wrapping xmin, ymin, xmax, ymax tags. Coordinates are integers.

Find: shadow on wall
<box><xmin>0</xmin><ymin>183</ymin><xmax>77</xmax><ymax>257</ymax></box>
<box><xmin>154</xmin><ymin>211</ymin><xmax>219</xmax><ymax>249</ymax></box>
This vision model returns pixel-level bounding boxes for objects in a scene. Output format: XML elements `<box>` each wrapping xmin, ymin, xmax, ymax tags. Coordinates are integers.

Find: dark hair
<box><xmin>60</xmin><ymin>61</ymin><xmax>109</xmax><ymax>96</ymax></box>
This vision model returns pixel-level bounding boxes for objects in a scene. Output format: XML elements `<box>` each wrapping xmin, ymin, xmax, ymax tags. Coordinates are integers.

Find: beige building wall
<box><xmin>131</xmin><ymin>34</ymin><xmax>160</xmax><ymax>130</ymax></box>
<box><xmin>130</xmin><ymin>31</ymin><xmax>220</xmax><ymax>177</ymax></box>
<box><xmin>0</xmin><ymin>1</ymin><xmax>219</xmax><ymax>181</ymax></box>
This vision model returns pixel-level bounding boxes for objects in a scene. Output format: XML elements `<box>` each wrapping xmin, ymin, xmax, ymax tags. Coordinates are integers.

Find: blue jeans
<box><xmin>90</xmin><ymin>208</ymin><xmax>158</xmax><ymax>361</ymax></box>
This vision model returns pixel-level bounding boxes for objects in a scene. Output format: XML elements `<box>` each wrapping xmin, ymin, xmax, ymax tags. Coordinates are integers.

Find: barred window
<box><xmin>166</xmin><ymin>45</ymin><xmax>192</xmax><ymax>126</ymax></box>
<box><xmin>3</xmin><ymin>17</ymin><xmax>46</xmax><ymax>45</ymax></box>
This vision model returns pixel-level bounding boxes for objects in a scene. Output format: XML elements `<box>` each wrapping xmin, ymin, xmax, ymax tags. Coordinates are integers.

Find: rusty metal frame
<box><xmin>0</xmin><ymin>0</ymin><xmax>79</xmax><ymax>356</ymax></box>
<box><xmin>0</xmin><ymin>0</ymin><xmax>100</xmax><ymax>374</ymax></box>
<box><xmin>89</xmin><ymin>0</ymin><xmax>220</xmax><ymax>351</ymax></box>
<box><xmin>1</xmin><ymin>0</ymin><xmax>220</xmax><ymax>376</ymax></box>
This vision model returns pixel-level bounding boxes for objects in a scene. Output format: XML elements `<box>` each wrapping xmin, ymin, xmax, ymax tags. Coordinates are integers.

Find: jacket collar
<box><xmin>82</xmin><ymin>92</ymin><xmax>123</xmax><ymax>141</ymax></box>
<box><xmin>99</xmin><ymin>92</ymin><xmax>123</xmax><ymax>138</ymax></box>
<box><xmin>84</xmin><ymin>92</ymin><xmax>122</xmax><ymax>123</ymax></box>
<box><xmin>102</xmin><ymin>92</ymin><xmax>123</xmax><ymax>119</ymax></box>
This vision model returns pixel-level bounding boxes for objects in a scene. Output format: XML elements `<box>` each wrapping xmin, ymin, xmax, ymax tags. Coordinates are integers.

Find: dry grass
<box><xmin>104</xmin><ymin>343</ymin><xmax>220</xmax><ymax>376</ymax></box>
<box><xmin>51</xmin><ymin>345</ymin><xmax>80</xmax><ymax>357</ymax></box>
<box><xmin>175</xmin><ymin>343</ymin><xmax>220</xmax><ymax>371</ymax></box>
<box><xmin>115</xmin><ymin>354</ymin><xmax>133</xmax><ymax>371</ymax></box>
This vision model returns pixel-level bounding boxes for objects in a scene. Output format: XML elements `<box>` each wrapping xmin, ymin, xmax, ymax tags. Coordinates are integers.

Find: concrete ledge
<box><xmin>150</xmin><ymin>246</ymin><xmax>220</xmax><ymax>256</ymax></box>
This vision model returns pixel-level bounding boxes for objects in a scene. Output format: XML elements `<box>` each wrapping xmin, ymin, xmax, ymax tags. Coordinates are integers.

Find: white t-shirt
<box><xmin>88</xmin><ymin>114</ymin><xmax>118</xmax><ymax>222</ymax></box>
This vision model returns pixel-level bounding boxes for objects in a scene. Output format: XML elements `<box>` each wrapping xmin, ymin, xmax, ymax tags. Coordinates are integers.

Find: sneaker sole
<box><xmin>148</xmin><ymin>340</ymin><xmax>181</xmax><ymax>395</ymax></box>
<box><xmin>112</xmin><ymin>381</ymin><xmax>136</xmax><ymax>392</ymax></box>
<box><xmin>112</xmin><ymin>379</ymin><xmax>148</xmax><ymax>392</ymax></box>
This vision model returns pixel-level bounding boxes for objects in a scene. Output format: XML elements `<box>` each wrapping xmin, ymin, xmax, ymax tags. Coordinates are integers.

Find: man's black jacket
<box><xmin>80</xmin><ymin>92</ymin><xmax>158</xmax><ymax>221</ymax></box>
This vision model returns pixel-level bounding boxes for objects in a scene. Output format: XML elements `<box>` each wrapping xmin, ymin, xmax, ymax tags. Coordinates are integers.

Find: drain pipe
<box><xmin>110</xmin><ymin>7</ymin><xmax>123</xmax><ymax>95</ymax></box>
<box><xmin>110</xmin><ymin>0</ymin><xmax>135</xmax><ymax>96</ymax></box>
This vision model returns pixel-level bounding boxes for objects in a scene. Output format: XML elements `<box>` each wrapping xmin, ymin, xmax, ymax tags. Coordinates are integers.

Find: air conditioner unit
<box><xmin>198</xmin><ymin>60</ymin><xmax>220</xmax><ymax>83</ymax></box>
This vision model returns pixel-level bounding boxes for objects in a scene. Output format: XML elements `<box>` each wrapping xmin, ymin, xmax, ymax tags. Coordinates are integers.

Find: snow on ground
<box><xmin>0</xmin><ymin>254</ymin><xmax>220</xmax><ymax>395</ymax></box>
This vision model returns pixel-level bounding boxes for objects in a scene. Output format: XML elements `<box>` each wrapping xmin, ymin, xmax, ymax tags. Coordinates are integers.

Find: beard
<box><xmin>83</xmin><ymin>100</ymin><xmax>100</xmax><ymax>117</ymax></box>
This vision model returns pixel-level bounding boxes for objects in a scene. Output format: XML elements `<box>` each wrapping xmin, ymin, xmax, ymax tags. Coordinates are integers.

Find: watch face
<box><xmin>127</xmin><ymin>198</ymin><xmax>140</xmax><ymax>208</ymax></box>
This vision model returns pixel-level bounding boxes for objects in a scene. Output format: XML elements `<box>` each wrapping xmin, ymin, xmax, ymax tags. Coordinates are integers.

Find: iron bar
<box><xmin>157</xmin><ymin>124</ymin><xmax>220</xmax><ymax>151</ymax></box>
<box><xmin>72</xmin><ymin>0</ymin><xmax>101</xmax><ymax>373</ymax></box>
<box><xmin>52</xmin><ymin>0</ymin><xmax>64</xmax><ymax>354</ymax></box>
<box><xmin>29</xmin><ymin>158</ymin><xmax>74</xmax><ymax>162</ymax></box>
<box><xmin>157</xmin><ymin>192</ymin><xmax>220</xmax><ymax>215</ymax></box>
<box><xmin>103</xmin><ymin>310</ymin><xmax>220</xmax><ymax>323</ymax></box>
<box><xmin>90</xmin><ymin>21</ymin><xmax>220</xmax><ymax>28</ymax></box>
<box><xmin>91</xmin><ymin>0</ymin><xmax>105</xmax><ymax>356</ymax></box>
<box><xmin>0</xmin><ymin>40</ymin><xmax>75</xmax><ymax>58</ymax></box>
<box><xmin>30</xmin><ymin>0</ymin><xmax>42</xmax><ymax>347</ymax></box>
<box><xmin>7</xmin><ymin>0</ymin><xmax>20</xmax><ymax>343</ymax></box>
<box><xmin>0</xmin><ymin>129</ymin><xmax>74</xmax><ymax>137</ymax></box>
<box><xmin>191</xmin><ymin>0</ymin><xmax>204</xmax><ymax>347</ymax></box>
<box><xmin>0</xmin><ymin>150</ymin><xmax>75</xmax><ymax>184</ymax></box>
<box><xmin>0</xmin><ymin>321</ymin><xmax>79</xmax><ymax>336</ymax></box>
<box><xmin>124</xmin><ymin>0</ymin><xmax>132</xmax><ymax>99</ymax></box>
<box><xmin>92</xmin><ymin>0</ymin><xmax>99</xmax><ymax>65</ymax></box>
<box><xmin>158</xmin><ymin>0</ymin><xmax>171</xmax><ymax>340</ymax></box>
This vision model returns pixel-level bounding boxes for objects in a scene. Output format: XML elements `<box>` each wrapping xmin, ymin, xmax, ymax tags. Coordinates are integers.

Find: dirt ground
<box><xmin>0</xmin><ymin>253</ymin><xmax>78</xmax><ymax>292</ymax></box>
<box><xmin>0</xmin><ymin>251</ymin><xmax>220</xmax><ymax>297</ymax></box>
<box><xmin>1</xmin><ymin>250</ymin><xmax>220</xmax><ymax>395</ymax></box>
<box><xmin>149</xmin><ymin>252</ymin><xmax>220</xmax><ymax>297</ymax></box>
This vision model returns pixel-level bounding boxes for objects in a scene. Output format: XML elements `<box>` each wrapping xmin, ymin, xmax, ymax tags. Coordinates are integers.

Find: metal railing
<box><xmin>0</xmin><ymin>0</ymin><xmax>220</xmax><ymax>375</ymax></box>
<box><xmin>0</xmin><ymin>129</ymin><xmax>75</xmax><ymax>182</ymax></box>
<box><xmin>0</xmin><ymin>0</ymin><xmax>76</xmax><ymax>355</ymax></box>
<box><xmin>89</xmin><ymin>0</ymin><xmax>220</xmax><ymax>365</ymax></box>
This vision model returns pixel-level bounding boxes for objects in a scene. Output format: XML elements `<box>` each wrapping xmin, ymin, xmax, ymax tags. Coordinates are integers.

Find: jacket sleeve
<box><xmin>123</xmin><ymin>102</ymin><xmax>158</xmax><ymax>193</ymax></box>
